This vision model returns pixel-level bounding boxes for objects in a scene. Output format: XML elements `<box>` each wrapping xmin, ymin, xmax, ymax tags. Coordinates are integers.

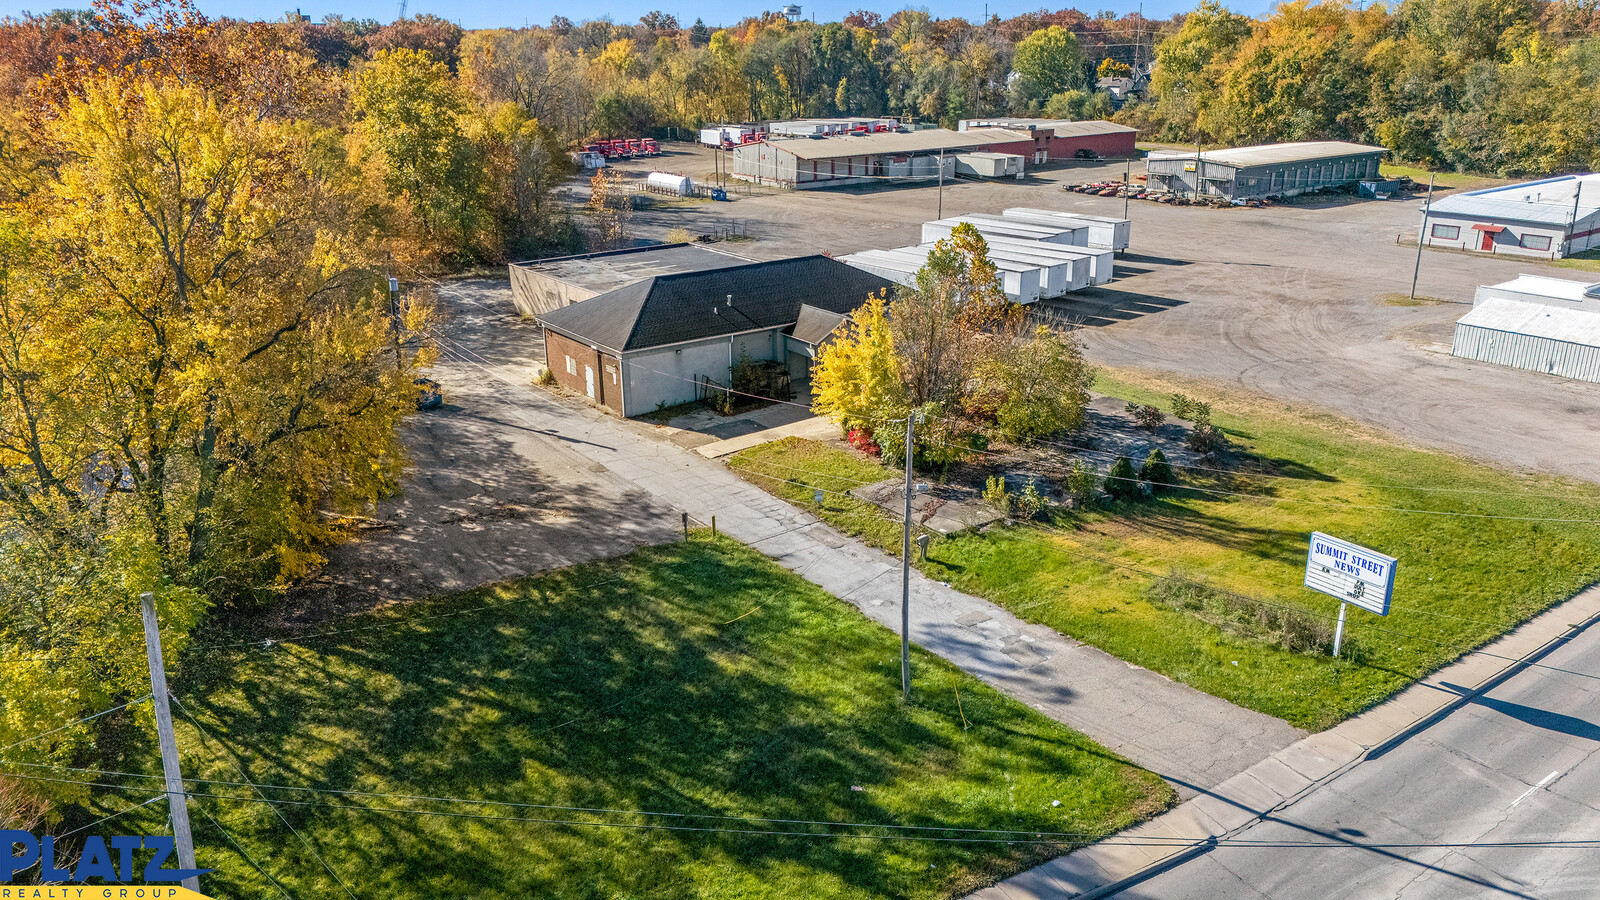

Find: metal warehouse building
<box><xmin>1421</xmin><ymin>173</ymin><xmax>1600</xmax><ymax>259</ymax></box>
<box><xmin>1451</xmin><ymin>274</ymin><xmax>1600</xmax><ymax>383</ymax></box>
<box><xmin>730</xmin><ymin>128</ymin><xmax>1026</xmax><ymax>189</ymax></box>
<box><xmin>1145</xmin><ymin>142</ymin><xmax>1387</xmax><ymax>201</ymax></box>
<box><xmin>955</xmin><ymin>119</ymin><xmax>1138</xmax><ymax>162</ymax></box>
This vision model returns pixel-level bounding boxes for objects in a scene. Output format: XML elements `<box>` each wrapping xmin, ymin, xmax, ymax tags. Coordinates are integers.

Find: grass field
<box><xmin>729</xmin><ymin>371</ymin><xmax>1600</xmax><ymax>731</ymax></box>
<box><xmin>87</xmin><ymin>539</ymin><xmax>1169</xmax><ymax>899</ymax></box>
<box><xmin>1551</xmin><ymin>247</ymin><xmax>1600</xmax><ymax>274</ymax></box>
<box><xmin>1378</xmin><ymin>163</ymin><xmax>1506</xmax><ymax>193</ymax></box>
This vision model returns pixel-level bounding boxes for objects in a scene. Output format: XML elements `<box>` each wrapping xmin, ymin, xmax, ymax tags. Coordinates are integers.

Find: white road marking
<box><xmin>1510</xmin><ymin>770</ymin><xmax>1563</xmax><ymax>808</ymax></box>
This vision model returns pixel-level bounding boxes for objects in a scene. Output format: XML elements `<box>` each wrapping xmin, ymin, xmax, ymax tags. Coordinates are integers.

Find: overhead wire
<box><xmin>9</xmin><ymin>766</ymin><xmax>1600</xmax><ymax>852</ymax></box>
<box><xmin>174</xmin><ymin>696</ymin><xmax>359</xmax><ymax>900</ymax></box>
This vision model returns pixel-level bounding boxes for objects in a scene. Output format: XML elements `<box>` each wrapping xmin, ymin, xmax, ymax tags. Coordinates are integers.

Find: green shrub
<box><xmin>1140</xmin><ymin>448</ymin><xmax>1175</xmax><ymax>490</ymax></box>
<box><xmin>1104</xmin><ymin>457</ymin><xmax>1140</xmax><ymax>501</ymax></box>
<box><xmin>982</xmin><ymin>475</ymin><xmax>1012</xmax><ymax>513</ymax></box>
<box><xmin>1064</xmin><ymin>461</ymin><xmax>1099</xmax><ymax>506</ymax></box>
<box><xmin>1186</xmin><ymin>423</ymin><xmax>1227</xmax><ymax>456</ymax></box>
<box><xmin>1014</xmin><ymin>484</ymin><xmax>1047</xmax><ymax>519</ymax></box>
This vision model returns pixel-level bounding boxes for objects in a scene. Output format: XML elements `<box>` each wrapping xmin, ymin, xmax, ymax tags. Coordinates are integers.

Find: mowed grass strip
<box><xmin>135</xmin><ymin>539</ymin><xmax>1169</xmax><ymax>900</ymax></box>
<box><xmin>729</xmin><ymin>370</ymin><xmax>1600</xmax><ymax>731</ymax></box>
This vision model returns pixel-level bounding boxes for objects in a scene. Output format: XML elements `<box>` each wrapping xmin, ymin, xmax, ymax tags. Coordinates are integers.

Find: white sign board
<box><xmin>1305</xmin><ymin>532</ymin><xmax>1396</xmax><ymax>616</ymax></box>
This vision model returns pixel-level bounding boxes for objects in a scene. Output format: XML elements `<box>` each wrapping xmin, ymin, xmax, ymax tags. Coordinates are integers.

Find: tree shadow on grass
<box><xmin>178</xmin><ymin>543</ymin><xmax>1147</xmax><ymax>899</ymax></box>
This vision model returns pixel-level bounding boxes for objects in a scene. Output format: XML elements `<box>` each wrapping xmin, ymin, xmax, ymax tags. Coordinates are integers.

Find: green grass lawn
<box><xmin>1378</xmin><ymin>163</ymin><xmax>1506</xmax><ymax>192</ymax></box>
<box><xmin>729</xmin><ymin>371</ymin><xmax>1600</xmax><ymax>731</ymax></box>
<box><xmin>1551</xmin><ymin>247</ymin><xmax>1600</xmax><ymax>274</ymax></box>
<box><xmin>86</xmin><ymin>539</ymin><xmax>1169</xmax><ymax>899</ymax></box>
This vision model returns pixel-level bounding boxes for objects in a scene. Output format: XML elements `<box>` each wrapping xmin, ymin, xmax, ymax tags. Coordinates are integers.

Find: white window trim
<box><xmin>566</xmin><ymin>356</ymin><xmax>576</xmax><ymax>375</ymax></box>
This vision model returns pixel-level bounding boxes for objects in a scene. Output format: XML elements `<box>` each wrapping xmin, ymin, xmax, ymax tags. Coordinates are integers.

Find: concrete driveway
<box><xmin>275</xmin><ymin>287</ymin><xmax>681</xmax><ymax>626</ymax></box>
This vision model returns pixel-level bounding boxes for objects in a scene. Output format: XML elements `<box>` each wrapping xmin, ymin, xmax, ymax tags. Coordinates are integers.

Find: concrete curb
<box><xmin>968</xmin><ymin>583</ymin><xmax>1600</xmax><ymax>900</ymax></box>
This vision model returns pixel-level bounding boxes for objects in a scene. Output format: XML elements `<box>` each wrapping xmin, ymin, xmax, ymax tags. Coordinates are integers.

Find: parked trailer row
<box><xmin>839</xmin><ymin>248</ymin><xmax>1044</xmax><ymax>305</ymax></box>
<box><xmin>978</xmin><ymin>236</ymin><xmax>1114</xmax><ymax>286</ymax></box>
<box><xmin>1000</xmin><ymin>208</ymin><xmax>1130</xmax><ymax>251</ymax></box>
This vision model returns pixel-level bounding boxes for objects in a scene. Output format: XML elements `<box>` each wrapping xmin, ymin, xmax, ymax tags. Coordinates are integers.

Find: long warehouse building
<box><xmin>732</xmin><ymin>128</ymin><xmax>1023</xmax><ymax>189</ymax></box>
<box><xmin>1145</xmin><ymin>141</ymin><xmax>1388</xmax><ymax>201</ymax></box>
<box><xmin>1451</xmin><ymin>274</ymin><xmax>1600</xmax><ymax>383</ymax></box>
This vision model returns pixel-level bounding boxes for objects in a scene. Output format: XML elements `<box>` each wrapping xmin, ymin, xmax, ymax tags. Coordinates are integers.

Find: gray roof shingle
<box><xmin>536</xmin><ymin>256</ymin><xmax>892</xmax><ymax>353</ymax></box>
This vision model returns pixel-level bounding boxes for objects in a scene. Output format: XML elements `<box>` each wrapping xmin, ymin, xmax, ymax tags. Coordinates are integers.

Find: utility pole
<box><xmin>937</xmin><ymin>148</ymin><xmax>945</xmax><ymax>220</ymax></box>
<box><xmin>1124</xmin><ymin>156</ymin><xmax>1132</xmax><ymax>219</ymax></box>
<box><xmin>901</xmin><ymin>413</ymin><xmax>918</xmax><ymax>703</ymax></box>
<box><xmin>1567</xmin><ymin>182</ymin><xmax>1583</xmax><ymax>257</ymax></box>
<box><xmin>1194</xmin><ymin>141</ymin><xmax>1204</xmax><ymax>202</ymax></box>
<box><xmin>140</xmin><ymin>593</ymin><xmax>201</xmax><ymax>893</ymax></box>
<box><xmin>1409</xmin><ymin>174</ymin><xmax>1435</xmax><ymax>300</ymax></box>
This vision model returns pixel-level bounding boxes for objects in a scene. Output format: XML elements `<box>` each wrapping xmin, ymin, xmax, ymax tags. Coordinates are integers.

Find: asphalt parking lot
<box><xmin>599</xmin><ymin>143</ymin><xmax>1600</xmax><ymax>482</ymax></box>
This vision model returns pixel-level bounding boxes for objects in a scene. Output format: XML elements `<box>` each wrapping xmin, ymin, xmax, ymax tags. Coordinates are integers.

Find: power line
<box><xmin>174</xmin><ymin>696</ymin><xmax>359</xmax><ymax>900</ymax></box>
<box><xmin>921</xmin><ymin>435</ymin><xmax>1600</xmax><ymax>525</ymax></box>
<box><xmin>192</xmin><ymin>801</ymin><xmax>295</xmax><ymax>900</ymax></box>
<box><xmin>12</xmin><ymin>767</ymin><xmax>1600</xmax><ymax>852</ymax></box>
<box><xmin>0</xmin><ymin>695</ymin><xmax>152</xmax><ymax>753</ymax></box>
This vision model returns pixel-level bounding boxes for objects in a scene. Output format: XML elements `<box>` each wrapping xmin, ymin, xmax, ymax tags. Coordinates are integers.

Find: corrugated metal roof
<box><xmin>509</xmin><ymin>243</ymin><xmax>752</xmax><ymax>292</ymax></box>
<box><xmin>761</xmin><ymin>129</ymin><xmax>1001</xmax><ymax>160</ymax></box>
<box><xmin>1147</xmin><ymin>141</ymin><xmax>1387</xmax><ymax>169</ymax></box>
<box><xmin>1484</xmin><ymin>274</ymin><xmax>1600</xmax><ymax>303</ymax></box>
<box><xmin>1426</xmin><ymin>173</ymin><xmax>1600</xmax><ymax>226</ymax></box>
<box><xmin>958</xmin><ymin>118</ymin><xmax>1138</xmax><ymax>137</ymax></box>
<box><xmin>1456</xmin><ymin>298</ymin><xmax>1600</xmax><ymax>348</ymax></box>
<box><xmin>791</xmin><ymin>304</ymin><xmax>849</xmax><ymax>345</ymax></box>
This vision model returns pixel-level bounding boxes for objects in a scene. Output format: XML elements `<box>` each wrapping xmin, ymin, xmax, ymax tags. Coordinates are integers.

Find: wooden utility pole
<box><xmin>140</xmin><ymin>593</ymin><xmax>201</xmax><ymax>893</ymax></box>
<box><xmin>1410</xmin><ymin>174</ymin><xmax>1436</xmax><ymax>300</ymax></box>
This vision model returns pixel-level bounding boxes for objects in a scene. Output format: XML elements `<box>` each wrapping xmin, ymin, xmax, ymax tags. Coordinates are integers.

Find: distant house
<box><xmin>535</xmin><ymin>256</ymin><xmax>892</xmax><ymax>416</ymax></box>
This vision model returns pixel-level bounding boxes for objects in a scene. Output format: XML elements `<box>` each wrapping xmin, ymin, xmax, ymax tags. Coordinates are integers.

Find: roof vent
<box><xmin>712</xmin><ymin>306</ymin><xmax>719</xmax><ymax>315</ymax></box>
<box><xmin>727</xmin><ymin>293</ymin><xmax>734</xmax><ymax>307</ymax></box>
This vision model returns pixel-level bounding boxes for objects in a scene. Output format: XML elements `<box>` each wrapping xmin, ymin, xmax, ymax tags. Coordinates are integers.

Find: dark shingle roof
<box><xmin>536</xmin><ymin>256</ymin><xmax>892</xmax><ymax>353</ymax></box>
<box><xmin>791</xmin><ymin>304</ymin><xmax>849</xmax><ymax>346</ymax></box>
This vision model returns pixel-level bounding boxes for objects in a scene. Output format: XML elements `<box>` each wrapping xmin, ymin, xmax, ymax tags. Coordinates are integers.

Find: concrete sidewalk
<box><xmin>969</xmin><ymin>583</ymin><xmax>1600</xmax><ymax>899</ymax></box>
<box><xmin>691</xmin><ymin>414</ymin><xmax>837</xmax><ymax>458</ymax></box>
<box><xmin>458</xmin><ymin>358</ymin><xmax>1303</xmax><ymax>793</ymax></box>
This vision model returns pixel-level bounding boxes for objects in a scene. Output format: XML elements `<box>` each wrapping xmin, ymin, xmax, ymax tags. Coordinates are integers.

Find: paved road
<box><xmin>602</xmin><ymin>145</ymin><xmax>1600</xmax><ymax>483</ymax></box>
<box><xmin>1111</xmin><ymin>614</ymin><xmax>1600</xmax><ymax>899</ymax></box>
<box><xmin>378</xmin><ymin>280</ymin><xmax>1305</xmax><ymax>793</ymax></box>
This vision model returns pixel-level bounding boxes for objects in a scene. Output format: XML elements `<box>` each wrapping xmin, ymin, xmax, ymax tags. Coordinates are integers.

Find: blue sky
<box><xmin>0</xmin><ymin>0</ymin><xmax>1251</xmax><ymax>31</ymax></box>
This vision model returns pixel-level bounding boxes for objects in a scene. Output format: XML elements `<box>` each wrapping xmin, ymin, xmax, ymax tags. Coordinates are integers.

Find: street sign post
<box><xmin>1305</xmin><ymin>532</ymin><xmax>1397</xmax><ymax>657</ymax></box>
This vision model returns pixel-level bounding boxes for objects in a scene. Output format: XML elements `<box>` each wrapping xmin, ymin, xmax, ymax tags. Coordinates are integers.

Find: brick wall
<box><xmin>544</xmin><ymin>329</ymin><xmax>623</xmax><ymax>414</ymax></box>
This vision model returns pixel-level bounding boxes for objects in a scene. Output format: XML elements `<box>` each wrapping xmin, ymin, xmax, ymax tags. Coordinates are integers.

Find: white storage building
<box><xmin>1421</xmin><ymin>174</ymin><xmax>1600</xmax><ymax>259</ymax></box>
<box><xmin>953</xmin><ymin>152</ymin><xmax>1025</xmax><ymax>179</ymax></box>
<box><xmin>1451</xmin><ymin>274</ymin><xmax>1600</xmax><ymax>382</ymax></box>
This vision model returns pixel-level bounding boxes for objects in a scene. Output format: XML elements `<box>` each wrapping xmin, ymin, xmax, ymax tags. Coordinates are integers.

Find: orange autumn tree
<box><xmin>0</xmin><ymin>0</ymin><xmax>433</xmax><ymax>785</ymax></box>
